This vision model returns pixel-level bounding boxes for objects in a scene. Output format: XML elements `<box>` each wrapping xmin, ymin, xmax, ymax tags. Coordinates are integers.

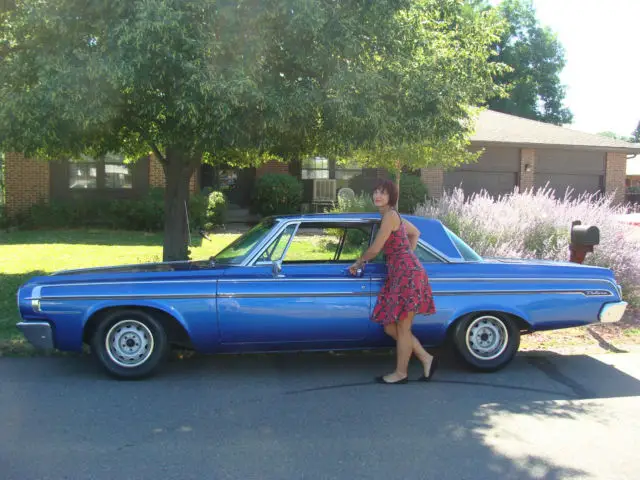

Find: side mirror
<box><xmin>272</xmin><ymin>260</ymin><xmax>284</xmax><ymax>278</ymax></box>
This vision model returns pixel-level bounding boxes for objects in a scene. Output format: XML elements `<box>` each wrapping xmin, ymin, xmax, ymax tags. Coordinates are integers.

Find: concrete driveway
<box><xmin>1</xmin><ymin>351</ymin><xmax>639</xmax><ymax>480</ymax></box>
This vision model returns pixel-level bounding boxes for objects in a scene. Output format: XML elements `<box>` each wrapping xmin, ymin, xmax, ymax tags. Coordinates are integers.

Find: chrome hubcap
<box><xmin>105</xmin><ymin>319</ymin><xmax>154</xmax><ymax>368</ymax></box>
<box><xmin>465</xmin><ymin>315</ymin><xmax>508</xmax><ymax>361</ymax></box>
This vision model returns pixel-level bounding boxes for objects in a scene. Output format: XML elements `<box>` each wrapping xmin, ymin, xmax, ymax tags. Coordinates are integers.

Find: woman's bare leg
<box><xmin>383</xmin><ymin>314</ymin><xmax>433</xmax><ymax>377</ymax></box>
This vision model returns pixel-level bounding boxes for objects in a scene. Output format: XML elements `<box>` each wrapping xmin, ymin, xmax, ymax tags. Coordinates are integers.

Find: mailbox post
<box><xmin>569</xmin><ymin>220</ymin><xmax>600</xmax><ymax>264</ymax></box>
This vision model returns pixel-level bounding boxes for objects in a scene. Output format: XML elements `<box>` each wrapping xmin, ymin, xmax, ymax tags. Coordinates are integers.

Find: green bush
<box><xmin>204</xmin><ymin>190</ymin><xmax>227</xmax><ymax>230</ymax></box>
<box><xmin>15</xmin><ymin>187</ymin><xmax>209</xmax><ymax>232</ymax></box>
<box><xmin>397</xmin><ymin>173</ymin><xmax>429</xmax><ymax>213</ymax></box>
<box><xmin>330</xmin><ymin>192</ymin><xmax>376</xmax><ymax>214</ymax></box>
<box><xmin>251</xmin><ymin>173</ymin><xmax>302</xmax><ymax>216</ymax></box>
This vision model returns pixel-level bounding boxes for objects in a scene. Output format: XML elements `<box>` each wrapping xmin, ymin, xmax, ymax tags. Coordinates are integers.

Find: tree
<box><xmin>632</xmin><ymin>121</ymin><xmax>640</xmax><ymax>143</ymax></box>
<box><xmin>597</xmin><ymin>131</ymin><xmax>633</xmax><ymax>142</ymax></box>
<box><xmin>474</xmin><ymin>0</ymin><xmax>573</xmax><ymax>125</ymax></box>
<box><xmin>1</xmin><ymin>0</ymin><xmax>503</xmax><ymax>260</ymax></box>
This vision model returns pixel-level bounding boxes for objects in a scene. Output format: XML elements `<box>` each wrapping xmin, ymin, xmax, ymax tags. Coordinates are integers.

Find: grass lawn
<box><xmin>0</xmin><ymin>229</ymin><xmax>240</xmax><ymax>351</ymax></box>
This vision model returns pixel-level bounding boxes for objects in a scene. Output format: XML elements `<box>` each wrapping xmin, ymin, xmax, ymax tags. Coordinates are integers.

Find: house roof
<box><xmin>470</xmin><ymin>109</ymin><xmax>640</xmax><ymax>153</ymax></box>
<box><xmin>628</xmin><ymin>155</ymin><xmax>640</xmax><ymax>176</ymax></box>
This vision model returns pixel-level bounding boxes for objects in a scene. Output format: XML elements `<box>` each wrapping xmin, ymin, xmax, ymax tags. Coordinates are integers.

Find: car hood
<box><xmin>20</xmin><ymin>258</ymin><xmax>231</xmax><ymax>289</ymax></box>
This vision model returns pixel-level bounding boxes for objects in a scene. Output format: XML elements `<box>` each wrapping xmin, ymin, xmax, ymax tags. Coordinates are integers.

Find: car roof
<box><xmin>269</xmin><ymin>213</ymin><xmax>463</xmax><ymax>261</ymax></box>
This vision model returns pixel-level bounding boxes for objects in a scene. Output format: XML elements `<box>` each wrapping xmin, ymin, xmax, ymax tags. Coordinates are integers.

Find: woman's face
<box><xmin>373</xmin><ymin>188</ymin><xmax>390</xmax><ymax>207</ymax></box>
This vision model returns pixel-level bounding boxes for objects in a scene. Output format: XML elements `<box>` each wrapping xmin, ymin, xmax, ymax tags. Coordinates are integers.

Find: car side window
<box><xmin>415</xmin><ymin>243</ymin><xmax>443</xmax><ymax>263</ymax></box>
<box><xmin>264</xmin><ymin>223</ymin><xmax>373</xmax><ymax>264</ymax></box>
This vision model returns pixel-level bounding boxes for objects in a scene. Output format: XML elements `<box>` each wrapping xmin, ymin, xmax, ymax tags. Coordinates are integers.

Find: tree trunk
<box><xmin>395</xmin><ymin>166</ymin><xmax>401</xmax><ymax>206</ymax></box>
<box><xmin>161</xmin><ymin>150</ymin><xmax>199</xmax><ymax>262</ymax></box>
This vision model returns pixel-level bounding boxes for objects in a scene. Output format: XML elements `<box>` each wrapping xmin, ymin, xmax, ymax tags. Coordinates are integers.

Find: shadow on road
<box><xmin>2</xmin><ymin>350</ymin><xmax>638</xmax><ymax>479</ymax></box>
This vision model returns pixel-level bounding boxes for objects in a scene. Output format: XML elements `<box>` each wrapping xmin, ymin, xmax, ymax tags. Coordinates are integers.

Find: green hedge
<box><xmin>13</xmin><ymin>188</ymin><xmax>228</xmax><ymax>232</ymax></box>
<box><xmin>251</xmin><ymin>173</ymin><xmax>302</xmax><ymax>216</ymax></box>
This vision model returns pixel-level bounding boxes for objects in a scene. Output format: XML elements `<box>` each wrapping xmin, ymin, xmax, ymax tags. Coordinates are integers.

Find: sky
<box><xmin>491</xmin><ymin>0</ymin><xmax>640</xmax><ymax>138</ymax></box>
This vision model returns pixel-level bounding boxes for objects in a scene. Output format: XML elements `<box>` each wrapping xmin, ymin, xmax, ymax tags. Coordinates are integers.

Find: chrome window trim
<box><xmin>246</xmin><ymin>217</ymin><xmax>456</xmax><ymax>267</ymax></box>
<box><xmin>253</xmin><ymin>222</ymin><xmax>301</xmax><ymax>266</ymax></box>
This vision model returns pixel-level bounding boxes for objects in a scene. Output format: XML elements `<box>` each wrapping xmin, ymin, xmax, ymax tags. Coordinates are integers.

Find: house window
<box><xmin>69</xmin><ymin>162</ymin><xmax>98</xmax><ymax>189</ymax></box>
<box><xmin>335</xmin><ymin>160</ymin><xmax>362</xmax><ymax>181</ymax></box>
<box><xmin>104</xmin><ymin>153</ymin><xmax>132</xmax><ymax>189</ymax></box>
<box><xmin>301</xmin><ymin>157</ymin><xmax>362</xmax><ymax>181</ymax></box>
<box><xmin>68</xmin><ymin>153</ymin><xmax>132</xmax><ymax>190</ymax></box>
<box><xmin>301</xmin><ymin>157</ymin><xmax>329</xmax><ymax>179</ymax></box>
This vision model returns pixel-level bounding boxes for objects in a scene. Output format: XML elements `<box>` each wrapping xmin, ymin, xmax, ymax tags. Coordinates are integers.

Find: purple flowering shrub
<box><xmin>415</xmin><ymin>186</ymin><xmax>640</xmax><ymax>302</ymax></box>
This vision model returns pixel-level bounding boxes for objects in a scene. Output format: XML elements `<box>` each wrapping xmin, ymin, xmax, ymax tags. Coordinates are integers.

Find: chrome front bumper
<box><xmin>16</xmin><ymin>322</ymin><xmax>54</xmax><ymax>350</ymax></box>
<box><xmin>599</xmin><ymin>301</ymin><xmax>628</xmax><ymax>324</ymax></box>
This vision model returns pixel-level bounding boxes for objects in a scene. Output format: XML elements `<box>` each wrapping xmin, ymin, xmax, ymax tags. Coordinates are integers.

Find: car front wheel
<box><xmin>452</xmin><ymin>313</ymin><xmax>520</xmax><ymax>372</ymax></box>
<box><xmin>91</xmin><ymin>309</ymin><xmax>169</xmax><ymax>379</ymax></box>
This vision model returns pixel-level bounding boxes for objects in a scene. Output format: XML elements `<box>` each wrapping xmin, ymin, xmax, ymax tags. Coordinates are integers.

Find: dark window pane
<box><xmin>69</xmin><ymin>164</ymin><xmax>97</xmax><ymax>189</ymax></box>
<box><xmin>105</xmin><ymin>163</ymin><xmax>133</xmax><ymax>189</ymax></box>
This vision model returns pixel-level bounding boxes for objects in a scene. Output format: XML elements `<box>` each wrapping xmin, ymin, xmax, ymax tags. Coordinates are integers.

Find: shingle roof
<box><xmin>470</xmin><ymin>109</ymin><xmax>640</xmax><ymax>153</ymax></box>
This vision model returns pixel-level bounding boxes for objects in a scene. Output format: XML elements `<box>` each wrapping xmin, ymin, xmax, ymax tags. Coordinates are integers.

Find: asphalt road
<box><xmin>2</xmin><ymin>350</ymin><xmax>640</xmax><ymax>480</ymax></box>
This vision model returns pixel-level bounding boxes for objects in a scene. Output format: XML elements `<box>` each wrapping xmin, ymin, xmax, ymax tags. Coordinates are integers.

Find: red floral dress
<box><xmin>371</xmin><ymin>213</ymin><xmax>436</xmax><ymax>325</ymax></box>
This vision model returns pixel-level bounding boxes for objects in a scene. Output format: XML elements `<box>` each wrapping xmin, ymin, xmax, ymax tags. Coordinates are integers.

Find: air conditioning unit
<box><xmin>312</xmin><ymin>178</ymin><xmax>337</xmax><ymax>204</ymax></box>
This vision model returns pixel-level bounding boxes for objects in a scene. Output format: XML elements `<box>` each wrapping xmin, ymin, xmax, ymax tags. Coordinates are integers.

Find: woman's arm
<box><xmin>348</xmin><ymin>211</ymin><xmax>399</xmax><ymax>274</ymax></box>
<box><xmin>402</xmin><ymin>218</ymin><xmax>420</xmax><ymax>250</ymax></box>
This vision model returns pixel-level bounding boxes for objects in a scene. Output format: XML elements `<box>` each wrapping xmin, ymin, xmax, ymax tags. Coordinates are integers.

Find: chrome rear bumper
<box><xmin>16</xmin><ymin>322</ymin><xmax>54</xmax><ymax>350</ymax></box>
<box><xmin>599</xmin><ymin>301</ymin><xmax>628</xmax><ymax>324</ymax></box>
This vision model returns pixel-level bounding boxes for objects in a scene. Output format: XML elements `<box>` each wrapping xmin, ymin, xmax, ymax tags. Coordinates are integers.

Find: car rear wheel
<box><xmin>452</xmin><ymin>313</ymin><xmax>520</xmax><ymax>372</ymax></box>
<box><xmin>91</xmin><ymin>309</ymin><xmax>169</xmax><ymax>379</ymax></box>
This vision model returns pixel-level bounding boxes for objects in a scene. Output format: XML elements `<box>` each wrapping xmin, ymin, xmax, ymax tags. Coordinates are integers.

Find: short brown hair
<box><xmin>372</xmin><ymin>178</ymin><xmax>398</xmax><ymax>207</ymax></box>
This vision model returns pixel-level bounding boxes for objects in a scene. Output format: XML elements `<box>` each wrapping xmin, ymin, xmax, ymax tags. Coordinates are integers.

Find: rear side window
<box><xmin>444</xmin><ymin>227</ymin><xmax>483</xmax><ymax>262</ymax></box>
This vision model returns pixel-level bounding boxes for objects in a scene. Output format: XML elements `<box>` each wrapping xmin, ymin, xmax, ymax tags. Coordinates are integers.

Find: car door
<box><xmin>217</xmin><ymin>220</ymin><xmax>375</xmax><ymax>346</ymax></box>
<box><xmin>364</xmin><ymin>228</ymin><xmax>452</xmax><ymax>345</ymax></box>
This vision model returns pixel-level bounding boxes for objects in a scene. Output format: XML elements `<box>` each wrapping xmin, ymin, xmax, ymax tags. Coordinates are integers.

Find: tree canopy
<box><xmin>1</xmin><ymin>0</ymin><xmax>504</xmax><ymax>260</ymax></box>
<box><xmin>473</xmin><ymin>0</ymin><xmax>572</xmax><ymax>125</ymax></box>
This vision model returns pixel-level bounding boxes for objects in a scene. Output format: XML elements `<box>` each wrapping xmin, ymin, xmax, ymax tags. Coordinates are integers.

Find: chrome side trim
<box><xmin>219</xmin><ymin>292</ymin><xmax>370</xmax><ymax>298</ymax></box>
<box><xmin>36</xmin><ymin>294</ymin><xmax>217</xmax><ymax>301</ymax></box>
<box><xmin>432</xmin><ymin>290</ymin><xmax>611</xmax><ymax>297</ymax></box>
<box><xmin>31</xmin><ymin>288</ymin><xmax>611</xmax><ymax>302</ymax></box>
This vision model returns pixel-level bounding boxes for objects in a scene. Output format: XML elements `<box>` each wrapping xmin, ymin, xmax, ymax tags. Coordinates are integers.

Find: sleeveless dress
<box><xmin>371</xmin><ymin>212</ymin><xmax>436</xmax><ymax>325</ymax></box>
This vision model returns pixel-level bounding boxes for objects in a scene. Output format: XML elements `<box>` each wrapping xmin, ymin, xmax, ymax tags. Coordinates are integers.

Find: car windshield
<box><xmin>213</xmin><ymin>218</ymin><xmax>277</xmax><ymax>265</ymax></box>
<box><xmin>443</xmin><ymin>226</ymin><xmax>483</xmax><ymax>262</ymax></box>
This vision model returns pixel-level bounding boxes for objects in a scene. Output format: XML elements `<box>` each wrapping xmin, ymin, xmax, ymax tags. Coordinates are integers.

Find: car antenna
<box><xmin>184</xmin><ymin>200</ymin><xmax>192</xmax><ymax>250</ymax></box>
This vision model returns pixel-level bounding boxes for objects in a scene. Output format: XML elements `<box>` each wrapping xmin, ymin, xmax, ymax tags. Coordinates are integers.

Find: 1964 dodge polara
<box><xmin>16</xmin><ymin>213</ymin><xmax>627</xmax><ymax>379</ymax></box>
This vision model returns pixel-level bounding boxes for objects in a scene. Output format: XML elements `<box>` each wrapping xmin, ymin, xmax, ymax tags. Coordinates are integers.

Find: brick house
<box><xmin>627</xmin><ymin>155</ymin><xmax>640</xmax><ymax>188</ymax></box>
<box><xmin>4</xmin><ymin>110</ymin><xmax>640</xmax><ymax>219</ymax></box>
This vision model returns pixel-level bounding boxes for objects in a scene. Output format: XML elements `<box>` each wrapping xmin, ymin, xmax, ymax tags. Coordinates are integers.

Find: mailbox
<box><xmin>569</xmin><ymin>220</ymin><xmax>599</xmax><ymax>264</ymax></box>
<box><xmin>570</xmin><ymin>224</ymin><xmax>600</xmax><ymax>246</ymax></box>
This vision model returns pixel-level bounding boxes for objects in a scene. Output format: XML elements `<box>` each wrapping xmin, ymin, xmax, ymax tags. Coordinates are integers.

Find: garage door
<box><xmin>444</xmin><ymin>171</ymin><xmax>518</xmax><ymax>197</ymax></box>
<box><xmin>535</xmin><ymin>150</ymin><xmax>605</xmax><ymax>197</ymax></box>
<box><xmin>444</xmin><ymin>147</ymin><xmax>519</xmax><ymax>197</ymax></box>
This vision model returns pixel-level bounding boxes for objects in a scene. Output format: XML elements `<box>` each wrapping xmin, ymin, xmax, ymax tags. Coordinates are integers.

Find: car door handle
<box><xmin>344</xmin><ymin>267</ymin><xmax>364</xmax><ymax>278</ymax></box>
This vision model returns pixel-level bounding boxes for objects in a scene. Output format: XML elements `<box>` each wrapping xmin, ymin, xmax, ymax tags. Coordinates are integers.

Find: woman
<box><xmin>349</xmin><ymin>179</ymin><xmax>437</xmax><ymax>384</ymax></box>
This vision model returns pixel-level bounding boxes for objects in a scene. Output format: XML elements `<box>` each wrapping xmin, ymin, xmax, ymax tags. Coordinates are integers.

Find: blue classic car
<box><xmin>16</xmin><ymin>213</ymin><xmax>627</xmax><ymax>379</ymax></box>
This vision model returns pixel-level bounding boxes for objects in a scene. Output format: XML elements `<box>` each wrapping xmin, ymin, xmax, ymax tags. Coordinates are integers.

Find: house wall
<box><xmin>604</xmin><ymin>152</ymin><xmax>627</xmax><ymax>204</ymax></box>
<box><xmin>148</xmin><ymin>155</ymin><xmax>198</xmax><ymax>192</ymax></box>
<box><xmin>4</xmin><ymin>152</ymin><xmax>50</xmax><ymax>218</ymax></box>
<box><xmin>256</xmin><ymin>159</ymin><xmax>290</xmax><ymax>177</ymax></box>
